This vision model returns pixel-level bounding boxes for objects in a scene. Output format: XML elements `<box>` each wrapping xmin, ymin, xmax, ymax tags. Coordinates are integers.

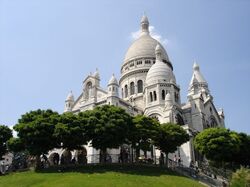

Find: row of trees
<box><xmin>1</xmin><ymin>105</ymin><xmax>189</xmax><ymax>168</ymax></box>
<box><xmin>194</xmin><ymin>127</ymin><xmax>250</xmax><ymax>167</ymax></box>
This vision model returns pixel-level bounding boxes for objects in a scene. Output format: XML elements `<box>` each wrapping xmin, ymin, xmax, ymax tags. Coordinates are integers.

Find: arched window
<box><xmin>121</xmin><ymin>88</ymin><xmax>124</xmax><ymax>98</ymax></box>
<box><xmin>125</xmin><ymin>85</ymin><xmax>128</xmax><ymax>98</ymax></box>
<box><xmin>137</xmin><ymin>80</ymin><xmax>143</xmax><ymax>93</ymax></box>
<box><xmin>209</xmin><ymin>116</ymin><xmax>217</xmax><ymax>127</ymax></box>
<box><xmin>86</xmin><ymin>82</ymin><xmax>92</xmax><ymax>99</ymax></box>
<box><xmin>150</xmin><ymin>114</ymin><xmax>159</xmax><ymax>122</ymax></box>
<box><xmin>162</xmin><ymin>90</ymin><xmax>165</xmax><ymax>100</ymax></box>
<box><xmin>210</xmin><ymin>107</ymin><xmax>213</xmax><ymax>114</ymax></box>
<box><xmin>175</xmin><ymin>92</ymin><xmax>179</xmax><ymax>102</ymax></box>
<box><xmin>176</xmin><ymin>114</ymin><xmax>185</xmax><ymax>126</ymax></box>
<box><xmin>153</xmin><ymin>91</ymin><xmax>157</xmax><ymax>101</ymax></box>
<box><xmin>130</xmin><ymin>82</ymin><xmax>135</xmax><ymax>95</ymax></box>
<box><xmin>150</xmin><ymin>92</ymin><xmax>153</xmax><ymax>102</ymax></box>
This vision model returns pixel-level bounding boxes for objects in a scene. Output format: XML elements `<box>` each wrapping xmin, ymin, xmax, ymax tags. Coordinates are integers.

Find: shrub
<box><xmin>230</xmin><ymin>167</ymin><xmax>250</xmax><ymax>187</ymax></box>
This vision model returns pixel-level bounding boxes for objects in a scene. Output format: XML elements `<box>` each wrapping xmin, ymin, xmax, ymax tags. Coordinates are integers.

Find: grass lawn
<box><xmin>0</xmin><ymin>165</ymin><xmax>204</xmax><ymax>187</ymax></box>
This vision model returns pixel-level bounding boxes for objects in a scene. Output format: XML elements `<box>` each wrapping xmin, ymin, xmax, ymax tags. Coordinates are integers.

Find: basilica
<box><xmin>49</xmin><ymin>15</ymin><xmax>225</xmax><ymax>167</ymax></box>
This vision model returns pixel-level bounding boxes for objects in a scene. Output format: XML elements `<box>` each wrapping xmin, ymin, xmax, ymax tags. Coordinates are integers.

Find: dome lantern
<box><xmin>140</xmin><ymin>15</ymin><xmax>149</xmax><ymax>35</ymax></box>
<box><xmin>155</xmin><ymin>43</ymin><xmax>162</xmax><ymax>61</ymax></box>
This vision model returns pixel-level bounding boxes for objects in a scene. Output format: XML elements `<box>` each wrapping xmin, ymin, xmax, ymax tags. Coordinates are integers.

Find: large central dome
<box><xmin>123</xmin><ymin>15</ymin><xmax>170</xmax><ymax>65</ymax></box>
<box><xmin>124</xmin><ymin>35</ymin><xmax>169</xmax><ymax>62</ymax></box>
<box><xmin>119</xmin><ymin>15</ymin><xmax>174</xmax><ymax>108</ymax></box>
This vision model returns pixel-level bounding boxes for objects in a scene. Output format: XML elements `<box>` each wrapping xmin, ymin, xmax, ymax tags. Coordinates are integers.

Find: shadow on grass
<box><xmin>36</xmin><ymin>164</ymin><xmax>184</xmax><ymax>177</ymax></box>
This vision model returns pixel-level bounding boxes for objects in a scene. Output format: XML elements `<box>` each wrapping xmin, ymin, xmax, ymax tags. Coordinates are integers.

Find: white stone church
<box><xmin>48</xmin><ymin>15</ymin><xmax>225</xmax><ymax>167</ymax></box>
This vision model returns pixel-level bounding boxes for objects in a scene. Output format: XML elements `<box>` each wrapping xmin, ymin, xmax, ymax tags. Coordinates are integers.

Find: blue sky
<box><xmin>0</xmin><ymin>0</ymin><xmax>250</xmax><ymax>134</ymax></box>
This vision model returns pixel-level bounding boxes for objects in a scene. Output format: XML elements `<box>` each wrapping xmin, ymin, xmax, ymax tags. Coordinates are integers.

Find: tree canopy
<box><xmin>54</xmin><ymin>112</ymin><xmax>88</xmax><ymax>150</ymax></box>
<box><xmin>86</xmin><ymin>105</ymin><xmax>132</xmax><ymax>153</ymax></box>
<box><xmin>194</xmin><ymin>127</ymin><xmax>241</xmax><ymax>163</ymax></box>
<box><xmin>131</xmin><ymin>115</ymin><xmax>160</xmax><ymax>154</ymax></box>
<box><xmin>7</xmin><ymin>137</ymin><xmax>25</xmax><ymax>153</ymax></box>
<box><xmin>154</xmin><ymin>123</ymin><xmax>189</xmax><ymax>155</ymax></box>
<box><xmin>0</xmin><ymin>125</ymin><xmax>13</xmax><ymax>159</ymax></box>
<box><xmin>14</xmin><ymin>109</ymin><xmax>59</xmax><ymax>157</ymax></box>
<box><xmin>232</xmin><ymin>132</ymin><xmax>250</xmax><ymax>166</ymax></box>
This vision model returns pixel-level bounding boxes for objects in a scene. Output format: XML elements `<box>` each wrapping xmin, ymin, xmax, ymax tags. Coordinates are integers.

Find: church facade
<box><xmin>49</xmin><ymin>16</ymin><xmax>225</xmax><ymax>167</ymax></box>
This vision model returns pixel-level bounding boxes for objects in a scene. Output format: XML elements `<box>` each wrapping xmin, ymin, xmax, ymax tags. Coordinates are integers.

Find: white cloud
<box><xmin>131</xmin><ymin>26</ymin><xmax>169</xmax><ymax>47</ymax></box>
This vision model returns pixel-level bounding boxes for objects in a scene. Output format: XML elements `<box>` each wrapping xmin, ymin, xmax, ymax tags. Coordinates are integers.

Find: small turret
<box><xmin>188</xmin><ymin>61</ymin><xmax>209</xmax><ymax>96</ymax></box>
<box><xmin>64</xmin><ymin>91</ymin><xmax>74</xmax><ymax>112</ymax></box>
<box><xmin>108</xmin><ymin>74</ymin><xmax>119</xmax><ymax>97</ymax></box>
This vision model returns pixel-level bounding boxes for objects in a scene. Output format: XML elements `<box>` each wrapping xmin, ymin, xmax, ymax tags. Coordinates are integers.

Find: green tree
<box><xmin>7</xmin><ymin>137</ymin><xmax>25</xmax><ymax>153</ymax></box>
<box><xmin>131</xmin><ymin>115</ymin><xmax>160</xmax><ymax>159</ymax></box>
<box><xmin>54</xmin><ymin>112</ymin><xmax>88</xmax><ymax>150</ymax></box>
<box><xmin>233</xmin><ymin>133</ymin><xmax>250</xmax><ymax>167</ymax></box>
<box><xmin>85</xmin><ymin>105</ymin><xmax>132</xmax><ymax>163</ymax></box>
<box><xmin>194</xmin><ymin>128</ymin><xmax>240</xmax><ymax>163</ymax></box>
<box><xmin>0</xmin><ymin>125</ymin><xmax>12</xmax><ymax>159</ymax></box>
<box><xmin>14</xmin><ymin>109</ymin><xmax>59</xmax><ymax>168</ymax></box>
<box><xmin>154</xmin><ymin>123</ymin><xmax>189</xmax><ymax>166</ymax></box>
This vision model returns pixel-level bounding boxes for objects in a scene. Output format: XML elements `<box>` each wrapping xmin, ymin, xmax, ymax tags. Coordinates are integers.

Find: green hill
<box><xmin>0</xmin><ymin>165</ymin><xmax>204</xmax><ymax>187</ymax></box>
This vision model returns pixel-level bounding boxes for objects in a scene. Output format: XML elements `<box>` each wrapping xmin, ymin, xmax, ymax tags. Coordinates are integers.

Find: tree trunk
<box><xmin>35</xmin><ymin>155</ymin><xmax>41</xmax><ymax>170</ymax></box>
<box><xmin>135</xmin><ymin>148</ymin><xmax>140</xmax><ymax>162</ymax></box>
<box><xmin>100</xmin><ymin>148</ymin><xmax>107</xmax><ymax>164</ymax></box>
<box><xmin>131</xmin><ymin>147</ymin><xmax>134</xmax><ymax>164</ymax></box>
<box><xmin>165</xmin><ymin>152</ymin><xmax>169</xmax><ymax>167</ymax></box>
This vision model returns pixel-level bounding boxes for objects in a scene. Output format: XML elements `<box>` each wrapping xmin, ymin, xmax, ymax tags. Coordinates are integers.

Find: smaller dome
<box><xmin>108</xmin><ymin>74</ymin><xmax>118</xmax><ymax>85</ymax></box>
<box><xmin>66</xmin><ymin>91</ymin><xmax>74</xmax><ymax>101</ymax></box>
<box><xmin>146</xmin><ymin>45</ymin><xmax>175</xmax><ymax>85</ymax></box>
<box><xmin>146</xmin><ymin>61</ymin><xmax>175</xmax><ymax>85</ymax></box>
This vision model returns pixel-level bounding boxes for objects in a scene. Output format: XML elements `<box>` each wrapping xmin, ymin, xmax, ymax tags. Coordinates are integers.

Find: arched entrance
<box><xmin>76</xmin><ymin>148</ymin><xmax>87</xmax><ymax>164</ymax></box>
<box><xmin>48</xmin><ymin>153</ymin><xmax>60</xmax><ymax>166</ymax></box>
<box><xmin>61</xmin><ymin>150</ymin><xmax>72</xmax><ymax>165</ymax></box>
